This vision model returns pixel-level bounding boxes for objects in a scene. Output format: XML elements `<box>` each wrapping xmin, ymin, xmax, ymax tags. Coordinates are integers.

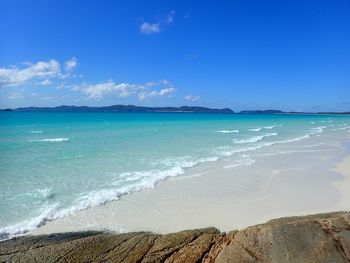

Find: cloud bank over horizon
<box><xmin>0</xmin><ymin>58</ymin><xmax>187</xmax><ymax>106</ymax></box>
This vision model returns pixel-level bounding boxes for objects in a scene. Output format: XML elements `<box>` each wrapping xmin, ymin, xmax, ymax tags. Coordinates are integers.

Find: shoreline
<box><xmin>29</xmin><ymin>134</ymin><xmax>350</xmax><ymax>236</ymax></box>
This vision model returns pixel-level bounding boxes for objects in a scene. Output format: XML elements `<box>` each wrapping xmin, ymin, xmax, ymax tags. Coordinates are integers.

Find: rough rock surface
<box><xmin>1</xmin><ymin>212</ymin><xmax>349</xmax><ymax>263</ymax></box>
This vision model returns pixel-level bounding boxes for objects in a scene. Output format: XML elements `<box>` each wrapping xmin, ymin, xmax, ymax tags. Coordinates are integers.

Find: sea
<box><xmin>0</xmin><ymin>112</ymin><xmax>349</xmax><ymax>239</ymax></box>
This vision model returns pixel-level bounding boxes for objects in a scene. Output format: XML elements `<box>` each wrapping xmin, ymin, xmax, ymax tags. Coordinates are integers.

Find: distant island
<box><xmin>0</xmin><ymin>105</ymin><xmax>234</xmax><ymax>114</ymax></box>
<box><xmin>0</xmin><ymin>105</ymin><xmax>349</xmax><ymax>115</ymax></box>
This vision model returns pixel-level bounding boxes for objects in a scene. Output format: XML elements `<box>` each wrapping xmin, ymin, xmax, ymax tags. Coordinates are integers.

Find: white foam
<box><xmin>233</xmin><ymin>133</ymin><xmax>278</xmax><ymax>144</ymax></box>
<box><xmin>217</xmin><ymin>143</ymin><xmax>268</xmax><ymax>156</ymax></box>
<box><xmin>30</xmin><ymin>138</ymin><xmax>69</xmax><ymax>142</ymax></box>
<box><xmin>248</xmin><ymin>128</ymin><xmax>262</xmax><ymax>132</ymax></box>
<box><xmin>333</xmin><ymin>126</ymin><xmax>350</xmax><ymax>131</ymax></box>
<box><xmin>0</xmin><ymin>204</ymin><xmax>59</xmax><ymax>240</ymax></box>
<box><xmin>216</xmin><ymin>130</ymin><xmax>239</xmax><ymax>133</ymax></box>
<box><xmin>233</xmin><ymin>136</ymin><xmax>264</xmax><ymax>144</ymax></box>
<box><xmin>157</xmin><ymin>156</ymin><xmax>220</xmax><ymax>170</ymax></box>
<box><xmin>217</xmin><ymin>132</ymin><xmax>315</xmax><ymax>157</ymax></box>
<box><xmin>0</xmin><ymin>154</ymin><xmax>220</xmax><ymax>240</ymax></box>
<box><xmin>248</xmin><ymin>125</ymin><xmax>282</xmax><ymax>132</ymax></box>
<box><xmin>277</xmin><ymin>134</ymin><xmax>310</xmax><ymax>143</ymax></box>
<box><xmin>54</xmin><ymin>156</ymin><xmax>222</xmax><ymax>221</ymax></box>
<box><xmin>311</xmin><ymin>126</ymin><xmax>327</xmax><ymax>134</ymax></box>
<box><xmin>29</xmin><ymin>130</ymin><xmax>44</xmax><ymax>134</ymax></box>
<box><xmin>263</xmin><ymin>125</ymin><xmax>282</xmax><ymax>129</ymax></box>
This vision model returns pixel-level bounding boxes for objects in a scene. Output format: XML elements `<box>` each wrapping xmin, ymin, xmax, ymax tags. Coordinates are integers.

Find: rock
<box><xmin>337</xmin><ymin>230</ymin><xmax>350</xmax><ymax>259</ymax></box>
<box><xmin>142</xmin><ymin>228</ymin><xmax>218</xmax><ymax>263</ymax></box>
<box><xmin>202</xmin><ymin>231</ymin><xmax>237</xmax><ymax>263</ymax></box>
<box><xmin>0</xmin><ymin>212</ymin><xmax>349</xmax><ymax>263</ymax></box>
<box><xmin>164</xmin><ymin>233</ymin><xmax>216</xmax><ymax>263</ymax></box>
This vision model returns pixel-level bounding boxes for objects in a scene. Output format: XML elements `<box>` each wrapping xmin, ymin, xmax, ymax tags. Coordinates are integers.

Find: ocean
<box><xmin>0</xmin><ymin>112</ymin><xmax>349</xmax><ymax>239</ymax></box>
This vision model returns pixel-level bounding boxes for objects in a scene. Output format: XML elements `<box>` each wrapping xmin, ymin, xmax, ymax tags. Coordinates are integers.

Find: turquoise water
<box><xmin>0</xmin><ymin>112</ymin><xmax>350</xmax><ymax>238</ymax></box>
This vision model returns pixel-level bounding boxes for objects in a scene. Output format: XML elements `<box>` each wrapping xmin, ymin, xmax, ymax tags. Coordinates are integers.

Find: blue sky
<box><xmin>0</xmin><ymin>0</ymin><xmax>349</xmax><ymax>111</ymax></box>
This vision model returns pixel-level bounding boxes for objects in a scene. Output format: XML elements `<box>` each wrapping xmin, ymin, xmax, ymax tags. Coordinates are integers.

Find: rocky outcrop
<box><xmin>1</xmin><ymin>212</ymin><xmax>350</xmax><ymax>262</ymax></box>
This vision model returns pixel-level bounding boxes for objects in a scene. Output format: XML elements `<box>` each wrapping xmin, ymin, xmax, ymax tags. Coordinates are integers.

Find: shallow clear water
<box><xmin>0</xmin><ymin>112</ymin><xmax>349</xmax><ymax>238</ymax></box>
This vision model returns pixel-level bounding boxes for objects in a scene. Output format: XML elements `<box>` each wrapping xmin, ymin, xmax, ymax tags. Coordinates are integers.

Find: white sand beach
<box><xmin>333</xmin><ymin>155</ymin><xmax>350</xmax><ymax>210</ymax></box>
<box><xmin>31</xmin><ymin>131</ymin><xmax>350</xmax><ymax>235</ymax></box>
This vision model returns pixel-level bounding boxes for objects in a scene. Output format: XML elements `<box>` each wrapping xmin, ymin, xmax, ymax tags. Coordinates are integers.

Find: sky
<box><xmin>0</xmin><ymin>0</ymin><xmax>349</xmax><ymax>112</ymax></box>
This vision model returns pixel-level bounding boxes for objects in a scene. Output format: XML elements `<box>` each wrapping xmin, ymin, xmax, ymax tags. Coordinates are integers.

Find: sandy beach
<box><xmin>31</xmin><ymin>131</ymin><xmax>350</xmax><ymax>236</ymax></box>
<box><xmin>333</xmin><ymin>155</ymin><xmax>350</xmax><ymax>210</ymax></box>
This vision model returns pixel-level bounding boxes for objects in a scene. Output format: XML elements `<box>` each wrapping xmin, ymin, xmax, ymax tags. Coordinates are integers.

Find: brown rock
<box><xmin>337</xmin><ymin>230</ymin><xmax>350</xmax><ymax>259</ymax></box>
<box><xmin>216</xmin><ymin>212</ymin><xmax>350</xmax><ymax>263</ymax></box>
<box><xmin>1</xmin><ymin>212</ymin><xmax>350</xmax><ymax>263</ymax></box>
<box><xmin>202</xmin><ymin>231</ymin><xmax>237</xmax><ymax>263</ymax></box>
<box><xmin>141</xmin><ymin>227</ymin><xmax>218</xmax><ymax>263</ymax></box>
<box><xmin>164</xmin><ymin>233</ymin><xmax>215</xmax><ymax>263</ymax></box>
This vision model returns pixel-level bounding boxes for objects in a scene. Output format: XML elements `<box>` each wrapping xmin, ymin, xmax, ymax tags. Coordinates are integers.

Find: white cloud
<box><xmin>76</xmin><ymin>79</ymin><xmax>175</xmax><ymax>101</ymax></box>
<box><xmin>78</xmin><ymin>81</ymin><xmax>136</xmax><ymax>99</ymax></box>
<box><xmin>184</xmin><ymin>95</ymin><xmax>200</xmax><ymax>102</ymax></box>
<box><xmin>138</xmin><ymin>87</ymin><xmax>175</xmax><ymax>101</ymax></box>
<box><xmin>64</xmin><ymin>57</ymin><xmax>78</xmax><ymax>71</ymax></box>
<box><xmin>38</xmin><ymin>79</ymin><xmax>52</xmax><ymax>86</ymax></box>
<box><xmin>1</xmin><ymin>58</ymin><xmax>178</xmax><ymax>104</ymax></box>
<box><xmin>0</xmin><ymin>58</ymin><xmax>79</xmax><ymax>87</ymax></box>
<box><xmin>0</xmin><ymin>59</ymin><xmax>61</xmax><ymax>86</ymax></box>
<box><xmin>140</xmin><ymin>11</ymin><xmax>175</xmax><ymax>35</ymax></box>
<box><xmin>140</xmin><ymin>22</ymin><xmax>160</xmax><ymax>34</ymax></box>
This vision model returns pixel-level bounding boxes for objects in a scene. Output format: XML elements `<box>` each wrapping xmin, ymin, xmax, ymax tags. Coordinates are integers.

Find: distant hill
<box><xmin>5</xmin><ymin>105</ymin><xmax>234</xmax><ymax>114</ymax></box>
<box><xmin>239</xmin><ymin>110</ymin><xmax>285</xmax><ymax>114</ymax></box>
<box><xmin>240</xmin><ymin>110</ymin><xmax>350</xmax><ymax>115</ymax></box>
<box><xmin>1</xmin><ymin>105</ymin><xmax>349</xmax><ymax>115</ymax></box>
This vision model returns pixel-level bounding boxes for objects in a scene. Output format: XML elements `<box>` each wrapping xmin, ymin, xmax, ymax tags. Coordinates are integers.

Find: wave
<box><xmin>217</xmin><ymin>131</ymin><xmax>317</xmax><ymax>157</ymax></box>
<box><xmin>216</xmin><ymin>130</ymin><xmax>239</xmax><ymax>133</ymax></box>
<box><xmin>248</xmin><ymin>128</ymin><xmax>262</xmax><ymax>132</ymax></box>
<box><xmin>0</xmin><ymin>155</ymin><xmax>220</xmax><ymax>240</ymax></box>
<box><xmin>217</xmin><ymin>144</ymin><xmax>265</xmax><ymax>156</ymax></box>
<box><xmin>30</xmin><ymin>138</ymin><xmax>69</xmax><ymax>142</ymax></box>
<box><xmin>233</xmin><ymin>133</ymin><xmax>278</xmax><ymax>144</ymax></box>
<box><xmin>248</xmin><ymin>124</ymin><xmax>282</xmax><ymax>132</ymax></box>
<box><xmin>277</xmin><ymin>134</ymin><xmax>311</xmax><ymax>143</ymax></box>
<box><xmin>333</xmin><ymin>125</ymin><xmax>350</xmax><ymax>131</ymax></box>
<box><xmin>0</xmin><ymin>203</ymin><xmax>59</xmax><ymax>240</ymax></box>
<box><xmin>29</xmin><ymin>130</ymin><xmax>44</xmax><ymax>134</ymax></box>
<box><xmin>311</xmin><ymin>126</ymin><xmax>327</xmax><ymax>133</ymax></box>
<box><xmin>263</xmin><ymin>125</ymin><xmax>282</xmax><ymax>129</ymax></box>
